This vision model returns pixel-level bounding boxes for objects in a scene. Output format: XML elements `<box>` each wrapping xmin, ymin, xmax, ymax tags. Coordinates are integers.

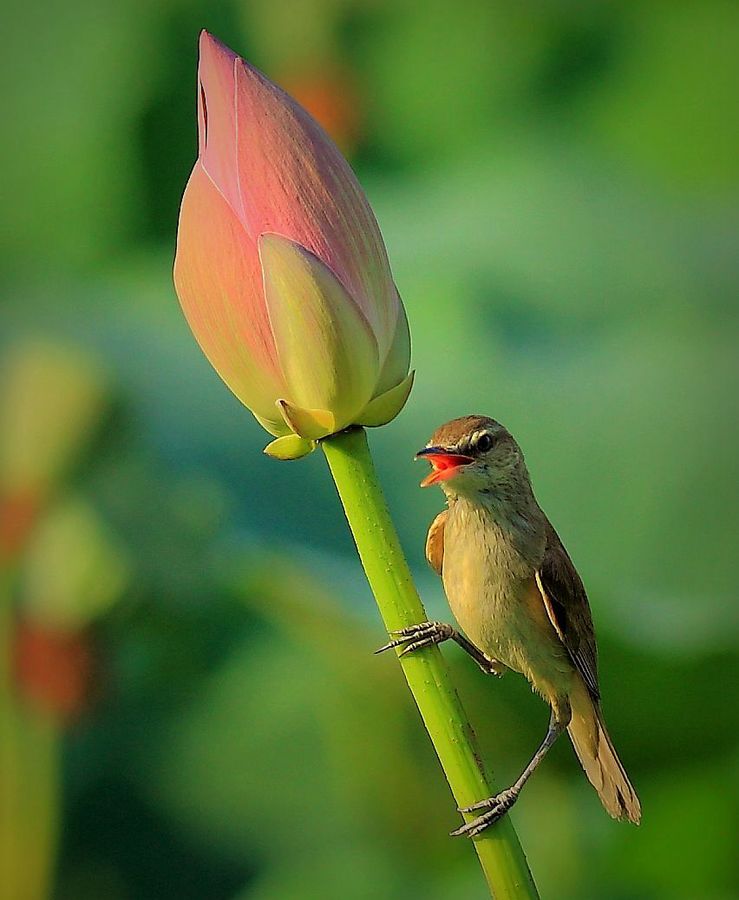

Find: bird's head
<box><xmin>417</xmin><ymin>415</ymin><xmax>526</xmax><ymax>500</ymax></box>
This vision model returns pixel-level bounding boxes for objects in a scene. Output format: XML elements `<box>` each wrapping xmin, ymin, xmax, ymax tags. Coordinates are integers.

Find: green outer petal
<box><xmin>355</xmin><ymin>371</ymin><xmax>415</xmax><ymax>427</ymax></box>
<box><xmin>277</xmin><ymin>400</ymin><xmax>336</xmax><ymax>440</ymax></box>
<box><xmin>263</xmin><ymin>434</ymin><xmax>316</xmax><ymax>460</ymax></box>
<box><xmin>260</xmin><ymin>234</ymin><xmax>379</xmax><ymax>429</ymax></box>
<box><xmin>374</xmin><ymin>288</ymin><xmax>411</xmax><ymax>396</ymax></box>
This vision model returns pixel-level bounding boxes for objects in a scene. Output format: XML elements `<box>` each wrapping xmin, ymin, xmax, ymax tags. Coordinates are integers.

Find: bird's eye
<box><xmin>475</xmin><ymin>433</ymin><xmax>494</xmax><ymax>453</ymax></box>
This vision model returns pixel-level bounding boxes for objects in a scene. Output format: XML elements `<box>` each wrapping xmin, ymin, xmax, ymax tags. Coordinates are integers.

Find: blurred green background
<box><xmin>1</xmin><ymin>1</ymin><xmax>738</xmax><ymax>898</ymax></box>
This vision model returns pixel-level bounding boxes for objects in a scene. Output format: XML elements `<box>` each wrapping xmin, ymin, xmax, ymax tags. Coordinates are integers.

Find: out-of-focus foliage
<box><xmin>0</xmin><ymin>1</ymin><xmax>737</xmax><ymax>898</ymax></box>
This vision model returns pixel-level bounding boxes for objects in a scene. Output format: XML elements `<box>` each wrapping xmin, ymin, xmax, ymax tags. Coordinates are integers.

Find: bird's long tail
<box><xmin>567</xmin><ymin>677</ymin><xmax>641</xmax><ymax>824</ymax></box>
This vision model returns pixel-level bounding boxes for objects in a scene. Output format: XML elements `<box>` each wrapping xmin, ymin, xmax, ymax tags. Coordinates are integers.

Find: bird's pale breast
<box><xmin>442</xmin><ymin>499</ymin><xmax>572</xmax><ymax>697</ymax></box>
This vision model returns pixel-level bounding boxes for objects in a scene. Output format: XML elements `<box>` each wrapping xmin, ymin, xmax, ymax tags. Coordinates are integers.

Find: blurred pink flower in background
<box><xmin>14</xmin><ymin>619</ymin><xmax>94</xmax><ymax>723</ymax></box>
<box><xmin>281</xmin><ymin>65</ymin><xmax>363</xmax><ymax>153</ymax></box>
<box><xmin>174</xmin><ymin>32</ymin><xmax>412</xmax><ymax>459</ymax></box>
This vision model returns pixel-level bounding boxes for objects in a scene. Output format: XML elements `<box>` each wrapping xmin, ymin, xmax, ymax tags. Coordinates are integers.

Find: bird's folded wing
<box><xmin>535</xmin><ymin>524</ymin><xmax>600</xmax><ymax>700</ymax></box>
<box><xmin>425</xmin><ymin>509</ymin><xmax>447</xmax><ymax>576</ymax></box>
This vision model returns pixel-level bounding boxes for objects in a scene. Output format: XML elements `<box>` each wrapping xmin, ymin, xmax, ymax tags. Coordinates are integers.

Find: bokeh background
<box><xmin>1</xmin><ymin>1</ymin><xmax>738</xmax><ymax>898</ymax></box>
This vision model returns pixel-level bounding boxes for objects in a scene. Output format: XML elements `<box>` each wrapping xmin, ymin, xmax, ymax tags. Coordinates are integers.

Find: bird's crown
<box><xmin>427</xmin><ymin>415</ymin><xmax>511</xmax><ymax>455</ymax></box>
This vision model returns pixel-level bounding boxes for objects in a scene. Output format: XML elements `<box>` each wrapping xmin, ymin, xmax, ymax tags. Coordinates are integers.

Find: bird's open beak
<box><xmin>416</xmin><ymin>446</ymin><xmax>474</xmax><ymax>487</ymax></box>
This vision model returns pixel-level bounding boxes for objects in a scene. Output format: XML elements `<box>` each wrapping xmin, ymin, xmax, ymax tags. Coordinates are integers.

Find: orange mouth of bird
<box><xmin>416</xmin><ymin>449</ymin><xmax>474</xmax><ymax>487</ymax></box>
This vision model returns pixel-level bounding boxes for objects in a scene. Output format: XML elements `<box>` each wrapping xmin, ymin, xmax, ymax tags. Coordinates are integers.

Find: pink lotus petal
<box><xmin>174</xmin><ymin>163</ymin><xmax>287</xmax><ymax>430</ymax></box>
<box><xmin>234</xmin><ymin>55</ymin><xmax>397</xmax><ymax>348</ymax></box>
<box><xmin>198</xmin><ymin>32</ymin><xmax>400</xmax><ymax>358</ymax></box>
<box><xmin>197</xmin><ymin>33</ymin><xmax>244</xmax><ymax>220</ymax></box>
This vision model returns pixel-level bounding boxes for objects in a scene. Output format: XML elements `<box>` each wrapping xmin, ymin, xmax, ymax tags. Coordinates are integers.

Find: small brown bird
<box><xmin>379</xmin><ymin>415</ymin><xmax>640</xmax><ymax>836</ymax></box>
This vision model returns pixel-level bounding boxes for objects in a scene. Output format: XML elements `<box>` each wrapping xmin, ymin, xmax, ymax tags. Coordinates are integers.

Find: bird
<box><xmin>377</xmin><ymin>415</ymin><xmax>641</xmax><ymax>837</ymax></box>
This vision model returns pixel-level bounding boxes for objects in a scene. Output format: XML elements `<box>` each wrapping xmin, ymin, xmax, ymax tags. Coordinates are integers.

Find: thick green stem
<box><xmin>321</xmin><ymin>427</ymin><xmax>538</xmax><ymax>899</ymax></box>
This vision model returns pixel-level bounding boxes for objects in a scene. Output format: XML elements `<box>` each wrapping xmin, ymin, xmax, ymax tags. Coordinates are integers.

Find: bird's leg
<box><xmin>451</xmin><ymin>711</ymin><xmax>567</xmax><ymax>838</ymax></box>
<box><xmin>375</xmin><ymin>621</ymin><xmax>504</xmax><ymax>677</ymax></box>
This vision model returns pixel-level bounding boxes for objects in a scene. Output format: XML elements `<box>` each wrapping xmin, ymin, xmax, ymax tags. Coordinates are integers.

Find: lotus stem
<box><xmin>321</xmin><ymin>426</ymin><xmax>538</xmax><ymax>899</ymax></box>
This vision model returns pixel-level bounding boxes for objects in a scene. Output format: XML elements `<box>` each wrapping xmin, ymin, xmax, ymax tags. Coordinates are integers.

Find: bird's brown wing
<box><xmin>535</xmin><ymin>523</ymin><xmax>600</xmax><ymax>700</ymax></box>
<box><xmin>425</xmin><ymin>510</ymin><xmax>447</xmax><ymax>576</ymax></box>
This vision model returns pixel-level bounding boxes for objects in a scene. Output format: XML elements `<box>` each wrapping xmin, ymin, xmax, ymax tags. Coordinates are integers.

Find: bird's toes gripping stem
<box><xmin>477</xmin><ymin>656</ymin><xmax>505</xmax><ymax>677</ymax></box>
<box><xmin>374</xmin><ymin>621</ymin><xmax>453</xmax><ymax>657</ymax></box>
<box><xmin>451</xmin><ymin>788</ymin><xmax>519</xmax><ymax>838</ymax></box>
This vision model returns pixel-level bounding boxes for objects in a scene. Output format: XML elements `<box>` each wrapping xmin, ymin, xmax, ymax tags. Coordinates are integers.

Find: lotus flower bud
<box><xmin>174</xmin><ymin>32</ymin><xmax>413</xmax><ymax>459</ymax></box>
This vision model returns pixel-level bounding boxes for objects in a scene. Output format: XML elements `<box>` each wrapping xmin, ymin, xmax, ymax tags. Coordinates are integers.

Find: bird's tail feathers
<box><xmin>567</xmin><ymin>677</ymin><xmax>641</xmax><ymax>824</ymax></box>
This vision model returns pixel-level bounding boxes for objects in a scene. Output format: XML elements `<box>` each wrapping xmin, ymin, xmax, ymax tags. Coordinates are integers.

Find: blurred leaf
<box><xmin>0</xmin><ymin>0</ymin><xmax>166</xmax><ymax>272</ymax></box>
<box><xmin>21</xmin><ymin>497</ymin><xmax>128</xmax><ymax>632</ymax></box>
<box><xmin>582</xmin><ymin>2</ymin><xmax>739</xmax><ymax>192</ymax></box>
<box><xmin>0</xmin><ymin>341</ymin><xmax>107</xmax><ymax>500</ymax></box>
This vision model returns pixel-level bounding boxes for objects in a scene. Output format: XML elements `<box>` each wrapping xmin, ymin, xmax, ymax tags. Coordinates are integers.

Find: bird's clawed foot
<box><xmin>375</xmin><ymin>621</ymin><xmax>504</xmax><ymax>675</ymax></box>
<box><xmin>451</xmin><ymin>788</ymin><xmax>519</xmax><ymax>838</ymax></box>
<box><xmin>375</xmin><ymin>621</ymin><xmax>453</xmax><ymax>657</ymax></box>
<box><xmin>471</xmin><ymin>654</ymin><xmax>505</xmax><ymax>677</ymax></box>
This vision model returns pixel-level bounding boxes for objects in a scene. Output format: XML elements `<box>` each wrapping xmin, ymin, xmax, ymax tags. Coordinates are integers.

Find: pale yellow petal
<box><xmin>260</xmin><ymin>234</ymin><xmax>379</xmax><ymax>428</ymax></box>
<box><xmin>276</xmin><ymin>400</ymin><xmax>336</xmax><ymax>440</ymax></box>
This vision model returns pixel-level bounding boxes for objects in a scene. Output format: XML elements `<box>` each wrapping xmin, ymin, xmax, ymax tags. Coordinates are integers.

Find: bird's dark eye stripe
<box><xmin>454</xmin><ymin>433</ymin><xmax>495</xmax><ymax>455</ymax></box>
<box><xmin>474</xmin><ymin>432</ymin><xmax>494</xmax><ymax>453</ymax></box>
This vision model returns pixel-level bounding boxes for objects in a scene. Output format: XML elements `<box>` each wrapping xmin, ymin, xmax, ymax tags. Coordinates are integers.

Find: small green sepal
<box><xmin>263</xmin><ymin>434</ymin><xmax>317</xmax><ymax>460</ymax></box>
